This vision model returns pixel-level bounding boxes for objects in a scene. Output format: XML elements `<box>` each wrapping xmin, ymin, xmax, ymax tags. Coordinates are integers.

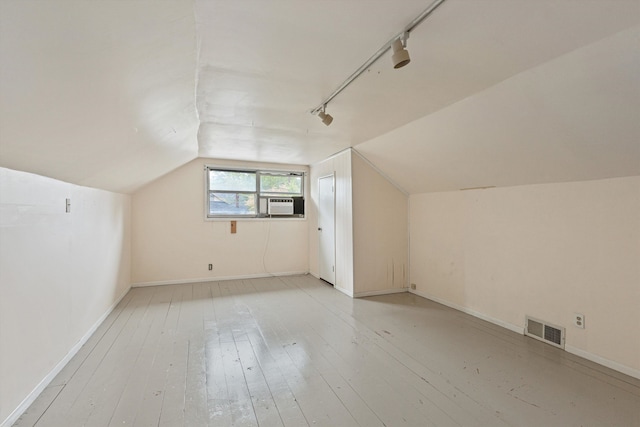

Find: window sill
<box><xmin>204</xmin><ymin>216</ymin><xmax>306</xmax><ymax>222</ymax></box>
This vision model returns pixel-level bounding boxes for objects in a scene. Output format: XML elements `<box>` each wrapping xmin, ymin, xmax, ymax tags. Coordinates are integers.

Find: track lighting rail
<box><xmin>310</xmin><ymin>0</ymin><xmax>447</xmax><ymax>123</ymax></box>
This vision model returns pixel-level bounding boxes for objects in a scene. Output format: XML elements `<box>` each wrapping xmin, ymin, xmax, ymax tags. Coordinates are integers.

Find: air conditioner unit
<box><xmin>268</xmin><ymin>198</ymin><xmax>294</xmax><ymax>215</ymax></box>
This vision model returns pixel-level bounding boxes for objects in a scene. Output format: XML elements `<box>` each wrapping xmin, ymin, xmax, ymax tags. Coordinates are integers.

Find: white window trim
<box><xmin>204</xmin><ymin>164</ymin><xmax>306</xmax><ymax>220</ymax></box>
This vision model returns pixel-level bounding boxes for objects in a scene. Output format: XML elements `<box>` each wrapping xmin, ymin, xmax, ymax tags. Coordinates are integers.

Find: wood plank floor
<box><xmin>14</xmin><ymin>275</ymin><xmax>640</xmax><ymax>427</ymax></box>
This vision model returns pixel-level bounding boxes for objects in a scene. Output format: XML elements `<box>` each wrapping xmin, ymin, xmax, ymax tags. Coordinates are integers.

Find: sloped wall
<box><xmin>410</xmin><ymin>176</ymin><xmax>640</xmax><ymax>377</ymax></box>
<box><xmin>0</xmin><ymin>167</ymin><xmax>131</xmax><ymax>426</ymax></box>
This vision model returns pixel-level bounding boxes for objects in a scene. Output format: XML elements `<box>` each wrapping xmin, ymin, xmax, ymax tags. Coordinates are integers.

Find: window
<box><xmin>206</xmin><ymin>166</ymin><xmax>304</xmax><ymax>218</ymax></box>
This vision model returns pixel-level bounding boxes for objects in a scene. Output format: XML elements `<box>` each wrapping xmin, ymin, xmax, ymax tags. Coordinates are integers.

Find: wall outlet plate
<box><xmin>410</xmin><ymin>283</ymin><xmax>416</xmax><ymax>290</ymax></box>
<box><xmin>574</xmin><ymin>313</ymin><xmax>585</xmax><ymax>329</ymax></box>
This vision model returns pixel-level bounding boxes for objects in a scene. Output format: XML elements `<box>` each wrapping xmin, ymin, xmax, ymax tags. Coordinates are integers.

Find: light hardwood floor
<box><xmin>14</xmin><ymin>275</ymin><xmax>640</xmax><ymax>426</ymax></box>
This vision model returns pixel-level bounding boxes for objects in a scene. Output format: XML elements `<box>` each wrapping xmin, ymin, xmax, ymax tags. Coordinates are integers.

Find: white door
<box><xmin>318</xmin><ymin>175</ymin><xmax>336</xmax><ymax>285</ymax></box>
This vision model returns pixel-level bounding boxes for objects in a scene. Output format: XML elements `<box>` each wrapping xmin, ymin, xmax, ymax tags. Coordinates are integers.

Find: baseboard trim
<box><xmin>334</xmin><ymin>286</ymin><xmax>354</xmax><ymax>298</ymax></box>
<box><xmin>409</xmin><ymin>289</ymin><xmax>639</xmax><ymax>380</ymax></box>
<box><xmin>131</xmin><ymin>271</ymin><xmax>309</xmax><ymax>287</ymax></box>
<box><xmin>409</xmin><ymin>288</ymin><xmax>524</xmax><ymax>335</ymax></box>
<box><xmin>565</xmin><ymin>345</ymin><xmax>640</xmax><ymax>380</ymax></box>
<box><xmin>354</xmin><ymin>288</ymin><xmax>408</xmax><ymax>298</ymax></box>
<box><xmin>1</xmin><ymin>285</ymin><xmax>131</xmax><ymax>427</ymax></box>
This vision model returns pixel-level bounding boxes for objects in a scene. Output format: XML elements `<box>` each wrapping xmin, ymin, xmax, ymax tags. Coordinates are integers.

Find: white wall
<box><xmin>131</xmin><ymin>158</ymin><xmax>309</xmax><ymax>285</ymax></box>
<box><xmin>0</xmin><ymin>167</ymin><xmax>131</xmax><ymax>426</ymax></box>
<box><xmin>308</xmin><ymin>149</ymin><xmax>409</xmax><ymax>297</ymax></box>
<box><xmin>410</xmin><ymin>176</ymin><xmax>640</xmax><ymax>377</ymax></box>
<box><xmin>309</xmin><ymin>149</ymin><xmax>354</xmax><ymax>295</ymax></box>
<box><xmin>352</xmin><ymin>151</ymin><xmax>408</xmax><ymax>296</ymax></box>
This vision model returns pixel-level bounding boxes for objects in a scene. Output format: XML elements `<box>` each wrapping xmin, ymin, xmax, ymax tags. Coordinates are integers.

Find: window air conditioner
<box><xmin>268</xmin><ymin>198</ymin><xmax>294</xmax><ymax>215</ymax></box>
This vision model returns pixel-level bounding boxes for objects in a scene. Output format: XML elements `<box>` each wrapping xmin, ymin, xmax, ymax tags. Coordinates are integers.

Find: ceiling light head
<box><xmin>317</xmin><ymin>106</ymin><xmax>333</xmax><ymax>126</ymax></box>
<box><xmin>391</xmin><ymin>36</ymin><xmax>410</xmax><ymax>69</ymax></box>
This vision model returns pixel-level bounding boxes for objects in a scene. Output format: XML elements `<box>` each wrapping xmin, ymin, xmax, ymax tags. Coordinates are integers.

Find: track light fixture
<box><xmin>391</xmin><ymin>33</ymin><xmax>411</xmax><ymax>69</ymax></box>
<box><xmin>309</xmin><ymin>0</ymin><xmax>447</xmax><ymax>125</ymax></box>
<box><xmin>317</xmin><ymin>105</ymin><xmax>333</xmax><ymax>126</ymax></box>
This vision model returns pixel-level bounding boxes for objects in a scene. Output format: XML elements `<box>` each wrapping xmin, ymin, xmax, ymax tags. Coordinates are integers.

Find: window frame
<box><xmin>205</xmin><ymin>165</ymin><xmax>305</xmax><ymax>219</ymax></box>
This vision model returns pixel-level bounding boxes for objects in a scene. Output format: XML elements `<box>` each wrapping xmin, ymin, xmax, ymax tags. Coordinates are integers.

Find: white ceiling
<box><xmin>0</xmin><ymin>0</ymin><xmax>199</xmax><ymax>193</ymax></box>
<box><xmin>1</xmin><ymin>0</ymin><xmax>639</xmax><ymax>194</ymax></box>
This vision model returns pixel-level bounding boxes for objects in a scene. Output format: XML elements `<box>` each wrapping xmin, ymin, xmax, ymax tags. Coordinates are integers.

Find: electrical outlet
<box><xmin>208</xmin><ymin>264</ymin><xmax>213</xmax><ymax>271</ymax></box>
<box><xmin>410</xmin><ymin>283</ymin><xmax>416</xmax><ymax>290</ymax></box>
<box><xmin>574</xmin><ymin>313</ymin><xmax>585</xmax><ymax>329</ymax></box>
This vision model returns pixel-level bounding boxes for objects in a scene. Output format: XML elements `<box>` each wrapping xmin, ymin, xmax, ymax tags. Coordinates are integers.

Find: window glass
<box><xmin>209</xmin><ymin>170</ymin><xmax>256</xmax><ymax>192</ymax></box>
<box><xmin>260</xmin><ymin>174</ymin><xmax>302</xmax><ymax>195</ymax></box>
<box><xmin>206</xmin><ymin>167</ymin><xmax>303</xmax><ymax>218</ymax></box>
<box><xmin>209</xmin><ymin>192</ymin><xmax>256</xmax><ymax>216</ymax></box>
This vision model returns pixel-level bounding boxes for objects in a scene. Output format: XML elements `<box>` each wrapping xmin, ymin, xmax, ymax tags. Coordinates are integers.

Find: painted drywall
<box><xmin>356</xmin><ymin>25</ymin><xmax>640</xmax><ymax>194</ymax></box>
<box><xmin>0</xmin><ymin>167</ymin><xmax>131</xmax><ymax>425</ymax></box>
<box><xmin>309</xmin><ymin>149</ymin><xmax>354</xmax><ymax>295</ymax></box>
<box><xmin>0</xmin><ymin>0</ymin><xmax>199</xmax><ymax>194</ymax></box>
<box><xmin>131</xmin><ymin>158</ymin><xmax>309</xmax><ymax>285</ymax></box>
<box><xmin>410</xmin><ymin>176</ymin><xmax>640</xmax><ymax>376</ymax></box>
<box><xmin>308</xmin><ymin>149</ymin><xmax>409</xmax><ymax>297</ymax></box>
<box><xmin>352</xmin><ymin>152</ymin><xmax>408</xmax><ymax>296</ymax></box>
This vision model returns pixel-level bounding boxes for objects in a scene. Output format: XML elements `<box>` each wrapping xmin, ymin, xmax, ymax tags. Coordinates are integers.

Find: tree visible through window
<box><xmin>206</xmin><ymin>167</ymin><xmax>303</xmax><ymax>218</ymax></box>
<box><xmin>208</xmin><ymin>170</ymin><xmax>257</xmax><ymax>216</ymax></box>
<box><xmin>260</xmin><ymin>173</ymin><xmax>302</xmax><ymax>195</ymax></box>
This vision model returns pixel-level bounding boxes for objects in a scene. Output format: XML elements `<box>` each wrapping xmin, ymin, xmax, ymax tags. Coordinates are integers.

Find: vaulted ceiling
<box><xmin>1</xmin><ymin>0</ymin><xmax>639</xmax><ymax>194</ymax></box>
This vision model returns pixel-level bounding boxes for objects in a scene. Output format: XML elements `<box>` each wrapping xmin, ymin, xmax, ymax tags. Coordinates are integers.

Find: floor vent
<box><xmin>525</xmin><ymin>316</ymin><xmax>565</xmax><ymax>349</ymax></box>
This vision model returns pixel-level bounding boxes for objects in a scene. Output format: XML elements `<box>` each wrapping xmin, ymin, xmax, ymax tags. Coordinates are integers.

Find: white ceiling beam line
<box><xmin>309</xmin><ymin>0</ymin><xmax>448</xmax><ymax>117</ymax></box>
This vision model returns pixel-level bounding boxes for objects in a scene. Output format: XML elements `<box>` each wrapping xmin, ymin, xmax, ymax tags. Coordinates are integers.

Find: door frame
<box><xmin>317</xmin><ymin>174</ymin><xmax>336</xmax><ymax>285</ymax></box>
